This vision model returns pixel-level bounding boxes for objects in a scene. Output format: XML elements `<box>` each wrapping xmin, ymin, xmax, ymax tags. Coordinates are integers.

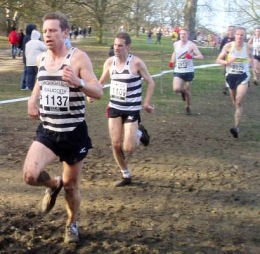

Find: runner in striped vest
<box><xmin>22</xmin><ymin>11</ymin><xmax>103</xmax><ymax>244</ymax></box>
<box><xmin>99</xmin><ymin>32</ymin><xmax>155</xmax><ymax>187</ymax></box>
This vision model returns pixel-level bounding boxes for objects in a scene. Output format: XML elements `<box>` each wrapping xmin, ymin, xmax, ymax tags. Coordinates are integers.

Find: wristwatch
<box><xmin>79</xmin><ymin>79</ymin><xmax>86</xmax><ymax>89</ymax></box>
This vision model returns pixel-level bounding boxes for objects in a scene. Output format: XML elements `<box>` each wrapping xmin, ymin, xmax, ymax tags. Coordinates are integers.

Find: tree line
<box><xmin>0</xmin><ymin>0</ymin><xmax>259</xmax><ymax>43</ymax></box>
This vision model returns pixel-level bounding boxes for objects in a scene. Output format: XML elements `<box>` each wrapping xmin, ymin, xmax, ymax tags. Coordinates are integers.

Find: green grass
<box><xmin>1</xmin><ymin>33</ymin><xmax>259</xmax><ymax>141</ymax></box>
<box><xmin>0</xmin><ymin>33</ymin><xmax>237</xmax><ymax>109</ymax></box>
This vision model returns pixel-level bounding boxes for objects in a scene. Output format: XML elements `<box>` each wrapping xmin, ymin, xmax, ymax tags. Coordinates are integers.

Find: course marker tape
<box><xmin>0</xmin><ymin>63</ymin><xmax>220</xmax><ymax>105</ymax></box>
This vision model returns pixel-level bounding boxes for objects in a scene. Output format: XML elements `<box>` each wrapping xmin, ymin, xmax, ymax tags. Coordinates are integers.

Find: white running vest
<box><xmin>174</xmin><ymin>40</ymin><xmax>194</xmax><ymax>73</ymax></box>
<box><xmin>252</xmin><ymin>36</ymin><xmax>260</xmax><ymax>56</ymax></box>
<box><xmin>226</xmin><ymin>42</ymin><xmax>250</xmax><ymax>75</ymax></box>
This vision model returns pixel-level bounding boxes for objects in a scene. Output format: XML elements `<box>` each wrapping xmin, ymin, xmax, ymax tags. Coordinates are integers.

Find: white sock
<box><xmin>121</xmin><ymin>169</ymin><xmax>131</xmax><ymax>178</ymax></box>
<box><xmin>137</xmin><ymin>129</ymin><xmax>142</xmax><ymax>145</ymax></box>
<box><xmin>137</xmin><ymin>129</ymin><xmax>142</xmax><ymax>139</ymax></box>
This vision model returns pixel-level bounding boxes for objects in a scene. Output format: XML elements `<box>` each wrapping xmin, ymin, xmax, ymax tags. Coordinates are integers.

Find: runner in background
<box><xmin>248</xmin><ymin>27</ymin><xmax>260</xmax><ymax>86</ymax></box>
<box><xmin>216</xmin><ymin>27</ymin><xmax>252</xmax><ymax>138</ymax></box>
<box><xmin>219</xmin><ymin>26</ymin><xmax>236</xmax><ymax>94</ymax></box>
<box><xmin>168</xmin><ymin>27</ymin><xmax>203</xmax><ymax>115</ymax></box>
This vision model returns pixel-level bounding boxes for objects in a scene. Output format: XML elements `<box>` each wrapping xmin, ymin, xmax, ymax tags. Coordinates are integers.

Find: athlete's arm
<box><xmin>27</xmin><ymin>54</ymin><xmax>43</xmax><ymax>119</ymax></box>
<box><xmin>63</xmin><ymin>49</ymin><xmax>103</xmax><ymax>99</ymax></box>
<box><xmin>28</xmin><ymin>80</ymin><xmax>40</xmax><ymax>119</ymax></box>
<box><xmin>192</xmin><ymin>44</ymin><xmax>203</xmax><ymax>59</ymax></box>
<box><xmin>99</xmin><ymin>58</ymin><xmax>113</xmax><ymax>86</ymax></box>
<box><xmin>216</xmin><ymin>43</ymin><xmax>231</xmax><ymax>65</ymax></box>
<box><xmin>247</xmin><ymin>37</ymin><xmax>253</xmax><ymax>48</ymax></box>
<box><xmin>247</xmin><ymin>44</ymin><xmax>254</xmax><ymax>69</ymax></box>
<box><xmin>136</xmin><ymin>59</ymin><xmax>155</xmax><ymax>113</ymax></box>
<box><xmin>170</xmin><ymin>43</ymin><xmax>177</xmax><ymax>64</ymax></box>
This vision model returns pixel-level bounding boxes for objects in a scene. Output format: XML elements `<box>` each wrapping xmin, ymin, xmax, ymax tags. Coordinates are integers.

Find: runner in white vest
<box><xmin>168</xmin><ymin>28</ymin><xmax>203</xmax><ymax>115</ymax></box>
<box><xmin>248</xmin><ymin>27</ymin><xmax>260</xmax><ymax>86</ymax></box>
<box><xmin>216</xmin><ymin>27</ymin><xmax>252</xmax><ymax>138</ymax></box>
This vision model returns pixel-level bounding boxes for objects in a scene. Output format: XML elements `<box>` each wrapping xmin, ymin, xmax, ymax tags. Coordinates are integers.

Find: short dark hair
<box><xmin>42</xmin><ymin>11</ymin><xmax>70</xmax><ymax>31</ymax></box>
<box><xmin>115</xmin><ymin>32</ymin><xmax>131</xmax><ymax>45</ymax></box>
<box><xmin>235</xmin><ymin>27</ymin><xmax>246</xmax><ymax>33</ymax></box>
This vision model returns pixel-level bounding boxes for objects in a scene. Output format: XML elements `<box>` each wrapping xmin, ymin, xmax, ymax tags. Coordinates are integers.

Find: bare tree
<box><xmin>68</xmin><ymin>0</ymin><xmax>129</xmax><ymax>43</ymax></box>
<box><xmin>166</xmin><ymin>0</ymin><xmax>185</xmax><ymax>28</ymax></box>
<box><xmin>184</xmin><ymin>0</ymin><xmax>198</xmax><ymax>40</ymax></box>
<box><xmin>230</xmin><ymin>0</ymin><xmax>260</xmax><ymax>28</ymax></box>
<box><xmin>124</xmin><ymin>0</ymin><xmax>154</xmax><ymax>36</ymax></box>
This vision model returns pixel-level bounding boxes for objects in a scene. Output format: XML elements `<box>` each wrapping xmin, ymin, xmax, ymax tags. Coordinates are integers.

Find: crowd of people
<box><xmin>6</xmin><ymin>11</ymin><xmax>258</xmax><ymax>244</ymax></box>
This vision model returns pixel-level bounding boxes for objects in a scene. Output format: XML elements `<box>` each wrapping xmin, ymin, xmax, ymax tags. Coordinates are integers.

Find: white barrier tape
<box><xmin>0</xmin><ymin>96</ymin><xmax>30</xmax><ymax>105</ymax></box>
<box><xmin>0</xmin><ymin>63</ymin><xmax>221</xmax><ymax>105</ymax></box>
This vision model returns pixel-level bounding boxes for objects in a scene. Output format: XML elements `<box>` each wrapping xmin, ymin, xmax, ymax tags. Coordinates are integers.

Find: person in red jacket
<box><xmin>8</xmin><ymin>27</ymin><xmax>20</xmax><ymax>59</ymax></box>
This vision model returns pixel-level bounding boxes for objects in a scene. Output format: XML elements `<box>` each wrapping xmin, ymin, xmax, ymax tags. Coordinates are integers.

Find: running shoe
<box><xmin>230</xmin><ymin>128</ymin><xmax>239</xmax><ymax>138</ymax></box>
<box><xmin>253</xmin><ymin>80</ymin><xmax>259</xmax><ymax>86</ymax></box>
<box><xmin>42</xmin><ymin>176</ymin><xmax>63</xmax><ymax>214</ymax></box>
<box><xmin>186</xmin><ymin>106</ymin><xmax>191</xmax><ymax>115</ymax></box>
<box><xmin>138</xmin><ymin>124</ymin><xmax>150</xmax><ymax>146</ymax></box>
<box><xmin>64</xmin><ymin>222</ymin><xmax>79</xmax><ymax>243</ymax></box>
<box><xmin>181</xmin><ymin>91</ymin><xmax>186</xmax><ymax>101</ymax></box>
<box><xmin>115</xmin><ymin>177</ymin><xmax>132</xmax><ymax>187</ymax></box>
<box><xmin>223</xmin><ymin>87</ymin><xmax>229</xmax><ymax>95</ymax></box>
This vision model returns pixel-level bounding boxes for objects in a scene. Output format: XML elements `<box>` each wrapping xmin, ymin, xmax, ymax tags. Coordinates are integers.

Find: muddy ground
<box><xmin>0</xmin><ymin>45</ymin><xmax>259</xmax><ymax>254</ymax></box>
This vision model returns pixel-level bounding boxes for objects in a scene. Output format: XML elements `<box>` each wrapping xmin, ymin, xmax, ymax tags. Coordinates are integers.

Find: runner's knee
<box><xmin>23</xmin><ymin>169</ymin><xmax>38</xmax><ymax>185</ymax></box>
<box><xmin>173</xmin><ymin>87</ymin><xmax>181</xmax><ymax>93</ymax></box>
<box><xmin>123</xmin><ymin>143</ymin><xmax>136</xmax><ymax>154</ymax></box>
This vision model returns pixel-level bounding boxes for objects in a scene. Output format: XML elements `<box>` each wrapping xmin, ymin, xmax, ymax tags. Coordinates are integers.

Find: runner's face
<box><xmin>42</xmin><ymin>19</ymin><xmax>67</xmax><ymax>50</ymax></box>
<box><xmin>114</xmin><ymin>38</ymin><xmax>130</xmax><ymax>57</ymax></box>
<box><xmin>228</xmin><ymin>27</ymin><xmax>235</xmax><ymax>37</ymax></box>
<box><xmin>179</xmin><ymin>30</ymin><xmax>188</xmax><ymax>42</ymax></box>
<box><xmin>235</xmin><ymin>29</ymin><xmax>245</xmax><ymax>43</ymax></box>
<box><xmin>255</xmin><ymin>29</ymin><xmax>260</xmax><ymax>37</ymax></box>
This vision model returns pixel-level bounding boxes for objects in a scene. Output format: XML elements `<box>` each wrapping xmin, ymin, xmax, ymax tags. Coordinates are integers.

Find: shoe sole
<box><xmin>42</xmin><ymin>181</ymin><xmax>63</xmax><ymax>214</ymax></box>
<box><xmin>186</xmin><ymin>107</ymin><xmax>191</xmax><ymax>115</ymax></box>
<box><xmin>230</xmin><ymin>128</ymin><xmax>238</xmax><ymax>138</ymax></box>
<box><xmin>115</xmin><ymin>178</ymin><xmax>132</xmax><ymax>187</ymax></box>
<box><xmin>64</xmin><ymin>235</ymin><xmax>80</xmax><ymax>243</ymax></box>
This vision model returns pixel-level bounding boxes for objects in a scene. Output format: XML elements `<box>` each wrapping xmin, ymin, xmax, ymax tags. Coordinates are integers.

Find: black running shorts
<box><xmin>106</xmin><ymin>106</ymin><xmax>141</xmax><ymax>124</ymax></box>
<box><xmin>174</xmin><ymin>72</ymin><xmax>194</xmax><ymax>82</ymax></box>
<box><xmin>225</xmin><ymin>72</ymin><xmax>249</xmax><ymax>90</ymax></box>
<box><xmin>35</xmin><ymin>121</ymin><xmax>92</xmax><ymax>165</ymax></box>
<box><xmin>253</xmin><ymin>55</ymin><xmax>260</xmax><ymax>62</ymax></box>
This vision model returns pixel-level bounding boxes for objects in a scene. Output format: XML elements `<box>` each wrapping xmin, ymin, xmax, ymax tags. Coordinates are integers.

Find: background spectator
<box><xmin>8</xmin><ymin>27</ymin><xmax>19</xmax><ymax>59</ymax></box>
<box><xmin>25</xmin><ymin>30</ymin><xmax>47</xmax><ymax>90</ymax></box>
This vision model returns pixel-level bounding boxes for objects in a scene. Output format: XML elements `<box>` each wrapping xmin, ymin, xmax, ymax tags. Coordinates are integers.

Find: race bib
<box><xmin>41</xmin><ymin>83</ymin><xmax>70</xmax><ymax>114</ymax></box>
<box><xmin>177</xmin><ymin>59</ymin><xmax>188</xmax><ymax>69</ymax></box>
<box><xmin>231</xmin><ymin>63</ymin><xmax>244</xmax><ymax>73</ymax></box>
<box><xmin>110</xmin><ymin>81</ymin><xmax>127</xmax><ymax>101</ymax></box>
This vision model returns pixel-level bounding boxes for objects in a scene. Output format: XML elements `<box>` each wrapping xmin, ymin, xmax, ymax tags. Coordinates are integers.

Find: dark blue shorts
<box><xmin>225</xmin><ymin>73</ymin><xmax>249</xmax><ymax>89</ymax></box>
<box><xmin>253</xmin><ymin>55</ymin><xmax>260</xmax><ymax>62</ymax></box>
<box><xmin>174</xmin><ymin>72</ymin><xmax>194</xmax><ymax>82</ymax></box>
<box><xmin>106</xmin><ymin>106</ymin><xmax>140</xmax><ymax>124</ymax></box>
<box><xmin>35</xmin><ymin>121</ymin><xmax>92</xmax><ymax>165</ymax></box>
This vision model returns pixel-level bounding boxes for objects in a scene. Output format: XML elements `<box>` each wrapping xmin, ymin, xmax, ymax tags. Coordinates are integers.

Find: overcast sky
<box><xmin>198</xmin><ymin>0</ymin><xmax>235</xmax><ymax>34</ymax></box>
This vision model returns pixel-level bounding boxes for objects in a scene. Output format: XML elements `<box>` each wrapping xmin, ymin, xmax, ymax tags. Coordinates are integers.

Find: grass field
<box><xmin>0</xmin><ymin>32</ymin><xmax>221</xmax><ymax>100</ymax></box>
